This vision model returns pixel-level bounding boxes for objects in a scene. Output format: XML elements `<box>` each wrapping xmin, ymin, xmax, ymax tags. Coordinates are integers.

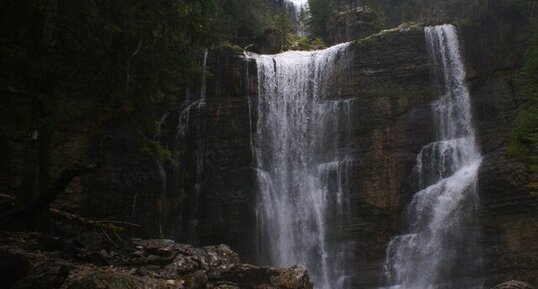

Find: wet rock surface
<box><xmin>492</xmin><ymin>280</ymin><xmax>535</xmax><ymax>289</ymax></box>
<box><xmin>0</xmin><ymin>232</ymin><xmax>312</xmax><ymax>289</ymax></box>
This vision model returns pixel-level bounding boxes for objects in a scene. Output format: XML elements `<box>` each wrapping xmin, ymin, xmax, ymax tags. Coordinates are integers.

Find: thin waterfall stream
<box><xmin>383</xmin><ymin>24</ymin><xmax>483</xmax><ymax>289</ymax></box>
<box><xmin>247</xmin><ymin>43</ymin><xmax>354</xmax><ymax>289</ymax></box>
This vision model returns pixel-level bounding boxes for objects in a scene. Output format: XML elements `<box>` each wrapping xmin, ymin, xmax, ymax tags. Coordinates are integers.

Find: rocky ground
<box><xmin>0</xmin><ymin>230</ymin><xmax>534</xmax><ymax>289</ymax></box>
<box><xmin>0</xmin><ymin>231</ymin><xmax>312</xmax><ymax>289</ymax></box>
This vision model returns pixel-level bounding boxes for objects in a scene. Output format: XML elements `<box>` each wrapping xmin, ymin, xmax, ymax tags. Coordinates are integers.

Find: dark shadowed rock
<box><xmin>132</xmin><ymin>239</ymin><xmax>178</xmax><ymax>258</ymax></box>
<box><xmin>12</xmin><ymin>261</ymin><xmax>71</xmax><ymax>289</ymax></box>
<box><xmin>492</xmin><ymin>280</ymin><xmax>534</xmax><ymax>289</ymax></box>
<box><xmin>273</xmin><ymin>265</ymin><xmax>312</xmax><ymax>289</ymax></box>
<box><xmin>67</xmin><ymin>272</ymin><xmax>146</xmax><ymax>289</ymax></box>
<box><xmin>209</xmin><ymin>283</ymin><xmax>241</xmax><ymax>289</ymax></box>
<box><xmin>222</xmin><ymin>264</ymin><xmax>279</xmax><ymax>287</ymax></box>
<box><xmin>184</xmin><ymin>271</ymin><xmax>209</xmax><ymax>289</ymax></box>
<box><xmin>0</xmin><ymin>232</ymin><xmax>313</xmax><ymax>289</ymax></box>
<box><xmin>197</xmin><ymin>245</ymin><xmax>241</xmax><ymax>279</ymax></box>
<box><xmin>0</xmin><ymin>251</ymin><xmax>30</xmax><ymax>288</ymax></box>
<box><xmin>256</xmin><ymin>27</ymin><xmax>282</xmax><ymax>54</ymax></box>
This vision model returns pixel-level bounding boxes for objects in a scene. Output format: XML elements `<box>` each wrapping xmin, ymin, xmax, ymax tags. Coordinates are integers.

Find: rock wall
<box><xmin>198</xmin><ymin>15</ymin><xmax>538</xmax><ymax>288</ymax></box>
<box><xmin>461</xmin><ymin>9</ymin><xmax>538</xmax><ymax>287</ymax></box>
<box><xmin>340</xmin><ymin>27</ymin><xmax>435</xmax><ymax>288</ymax></box>
<box><xmin>1</xmin><ymin>3</ymin><xmax>536</xmax><ymax>289</ymax></box>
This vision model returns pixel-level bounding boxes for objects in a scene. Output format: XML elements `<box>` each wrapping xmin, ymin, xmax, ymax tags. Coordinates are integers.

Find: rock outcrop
<box><xmin>0</xmin><ymin>232</ymin><xmax>313</xmax><ymax>289</ymax></box>
<box><xmin>460</xmin><ymin>8</ymin><xmax>538</xmax><ymax>287</ymax></box>
<box><xmin>492</xmin><ymin>280</ymin><xmax>535</xmax><ymax>289</ymax></box>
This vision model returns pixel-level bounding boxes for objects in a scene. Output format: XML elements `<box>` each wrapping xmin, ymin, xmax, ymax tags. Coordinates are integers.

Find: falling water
<box><xmin>156</xmin><ymin>49</ymin><xmax>208</xmax><ymax>242</ymax></box>
<box><xmin>383</xmin><ymin>25</ymin><xmax>482</xmax><ymax>289</ymax></box>
<box><xmin>179</xmin><ymin>49</ymin><xmax>208</xmax><ymax>243</ymax></box>
<box><xmin>248</xmin><ymin>43</ymin><xmax>353</xmax><ymax>289</ymax></box>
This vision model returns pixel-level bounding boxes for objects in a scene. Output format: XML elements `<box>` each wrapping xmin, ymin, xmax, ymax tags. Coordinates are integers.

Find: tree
<box><xmin>0</xmin><ymin>0</ymin><xmax>218</xmax><ymax>230</ymax></box>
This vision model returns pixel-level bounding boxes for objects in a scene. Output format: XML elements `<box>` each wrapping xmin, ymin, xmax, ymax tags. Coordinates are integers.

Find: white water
<box><xmin>383</xmin><ymin>24</ymin><xmax>482</xmax><ymax>289</ymax></box>
<box><xmin>164</xmin><ymin>49</ymin><xmax>208</xmax><ymax>242</ymax></box>
<box><xmin>248</xmin><ymin>43</ymin><xmax>353</xmax><ymax>289</ymax></box>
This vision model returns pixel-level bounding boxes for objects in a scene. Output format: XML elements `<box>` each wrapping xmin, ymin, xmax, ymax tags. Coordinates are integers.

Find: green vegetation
<box><xmin>509</xmin><ymin>21</ymin><xmax>538</xmax><ymax>179</ymax></box>
<box><xmin>1</xmin><ymin>0</ymin><xmax>217</xmax><ymax>179</ymax></box>
<box><xmin>0</xmin><ymin>0</ymin><xmax>280</xmax><ymax>224</ymax></box>
<box><xmin>360</xmin><ymin>82</ymin><xmax>434</xmax><ymax>100</ymax></box>
<box><xmin>216</xmin><ymin>0</ymin><xmax>274</xmax><ymax>47</ymax></box>
<box><xmin>308</xmin><ymin>0</ymin><xmax>335</xmax><ymax>41</ymax></box>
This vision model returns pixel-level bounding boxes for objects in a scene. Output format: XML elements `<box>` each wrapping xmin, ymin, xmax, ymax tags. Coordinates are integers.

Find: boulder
<box><xmin>273</xmin><ymin>265</ymin><xmax>313</xmax><ymax>289</ymax></box>
<box><xmin>222</xmin><ymin>264</ymin><xmax>279</xmax><ymax>287</ymax></box>
<box><xmin>184</xmin><ymin>271</ymin><xmax>209</xmax><ymax>289</ymax></box>
<box><xmin>11</xmin><ymin>261</ymin><xmax>71</xmax><ymax>289</ymax></box>
<box><xmin>492</xmin><ymin>280</ymin><xmax>534</xmax><ymax>289</ymax></box>
<box><xmin>197</xmin><ymin>245</ymin><xmax>241</xmax><ymax>279</ymax></box>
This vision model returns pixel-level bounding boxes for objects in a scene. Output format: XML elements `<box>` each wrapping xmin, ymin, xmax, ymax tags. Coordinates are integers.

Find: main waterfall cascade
<box><xmin>383</xmin><ymin>25</ymin><xmax>483</xmax><ymax>289</ymax></box>
<box><xmin>247</xmin><ymin>43</ymin><xmax>354</xmax><ymax>289</ymax></box>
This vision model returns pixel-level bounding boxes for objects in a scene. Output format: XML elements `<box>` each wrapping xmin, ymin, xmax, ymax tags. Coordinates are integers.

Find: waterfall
<box><xmin>179</xmin><ymin>49</ymin><xmax>208</xmax><ymax>243</ymax></box>
<box><xmin>156</xmin><ymin>49</ymin><xmax>208</xmax><ymax>242</ymax></box>
<box><xmin>247</xmin><ymin>43</ymin><xmax>353</xmax><ymax>289</ymax></box>
<box><xmin>383</xmin><ymin>25</ymin><xmax>483</xmax><ymax>289</ymax></box>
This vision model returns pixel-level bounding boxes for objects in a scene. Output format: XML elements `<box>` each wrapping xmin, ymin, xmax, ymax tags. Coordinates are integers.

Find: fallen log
<box><xmin>49</xmin><ymin>208</ymin><xmax>141</xmax><ymax>232</ymax></box>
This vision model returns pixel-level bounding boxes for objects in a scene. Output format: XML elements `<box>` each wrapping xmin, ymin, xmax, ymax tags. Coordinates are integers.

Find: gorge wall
<box><xmin>1</xmin><ymin>4</ymin><xmax>536</xmax><ymax>289</ymax></box>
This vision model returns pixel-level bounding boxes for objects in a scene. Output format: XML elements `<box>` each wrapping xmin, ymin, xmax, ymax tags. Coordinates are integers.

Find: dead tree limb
<box><xmin>0</xmin><ymin>161</ymin><xmax>102</xmax><ymax>227</ymax></box>
<box><xmin>49</xmin><ymin>208</ymin><xmax>141</xmax><ymax>232</ymax></box>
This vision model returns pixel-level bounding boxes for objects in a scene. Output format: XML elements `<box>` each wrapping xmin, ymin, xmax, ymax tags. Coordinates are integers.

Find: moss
<box><xmin>508</xmin><ymin>21</ymin><xmax>538</xmax><ymax>176</ymax></box>
<box><xmin>218</xmin><ymin>42</ymin><xmax>243</xmax><ymax>53</ymax></box>
<box><xmin>360</xmin><ymin>81</ymin><xmax>434</xmax><ymax>100</ymax></box>
<box><xmin>285</xmin><ymin>34</ymin><xmax>326</xmax><ymax>51</ymax></box>
<box><xmin>357</xmin><ymin>21</ymin><xmax>423</xmax><ymax>45</ymax></box>
<box><xmin>142</xmin><ymin>140</ymin><xmax>174</xmax><ymax>165</ymax></box>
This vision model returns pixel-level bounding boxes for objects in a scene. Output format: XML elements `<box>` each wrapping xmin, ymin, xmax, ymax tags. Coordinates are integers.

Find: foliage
<box><xmin>509</xmin><ymin>21</ymin><xmax>538</xmax><ymax>175</ymax></box>
<box><xmin>0</xmin><ymin>0</ymin><xmax>222</xmax><ymax>202</ymax></box>
<box><xmin>286</xmin><ymin>34</ymin><xmax>326</xmax><ymax>50</ymax></box>
<box><xmin>215</xmin><ymin>0</ymin><xmax>274</xmax><ymax>48</ymax></box>
<box><xmin>308</xmin><ymin>0</ymin><xmax>335</xmax><ymax>41</ymax></box>
<box><xmin>274</xmin><ymin>7</ymin><xmax>294</xmax><ymax>50</ymax></box>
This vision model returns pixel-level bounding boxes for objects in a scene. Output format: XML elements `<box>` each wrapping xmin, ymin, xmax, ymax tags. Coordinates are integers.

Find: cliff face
<box><xmin>73</xmin><ymin>46</ymin><xmax>258</xmax><ymax>261</ymax></box>
<box><xmin>461</xmin><ymin>10</ymin><xmax>538</xmax><ymax>286</ymax></box>
<box><xmin>341</xmin><ymin>27</ymin><xmax>434</xmax><ymax>288</ymax></box>
<box><xmin>187</xmin><ymin>16</ymin><xmax>538</xmax><ymax>287</ymax></box>
<box><xmin>195</xmin><ymin>13</ymin><xmax>537</xmax><ymax>288</ymax></box>
<box><xmin>1</xmin><ymin>4</ymin><xmax>536</xmax><ymax>289</ymax></box>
